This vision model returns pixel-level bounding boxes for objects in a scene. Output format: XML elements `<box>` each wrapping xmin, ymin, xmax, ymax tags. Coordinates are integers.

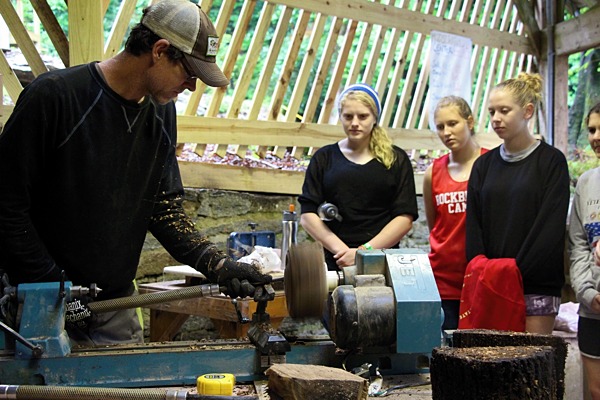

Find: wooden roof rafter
<box><xmin>266</xmin><ymin>0</ymin><xmax>536</xmax><ymax>55</ymax></box>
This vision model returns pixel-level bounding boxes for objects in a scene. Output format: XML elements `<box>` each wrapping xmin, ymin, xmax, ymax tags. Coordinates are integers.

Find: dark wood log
<box><xmin>431</xmin><ymin>346</ymin><xmax>557</xmax><ymax>400</ymax></box>
<box><xmin>452</xmin><ymin>329</ymin><xmax>567</xmax><ymax>399</ymax></box>
<box><xmin>265</xmin><ymin>363</ymin><xmax>368</xmax><ymax>400</ymax></box>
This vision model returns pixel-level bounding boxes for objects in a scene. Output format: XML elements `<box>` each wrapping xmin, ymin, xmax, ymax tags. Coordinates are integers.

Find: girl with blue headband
<box><xmin>298</xmin><ymin>84</ymin><xmax>418</xmax><ymax>270</ymax></box>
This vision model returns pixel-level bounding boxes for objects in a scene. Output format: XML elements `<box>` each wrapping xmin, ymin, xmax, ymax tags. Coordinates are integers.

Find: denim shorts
<box><xmin>524</xmin><ymin>294</ymin><xmax>561</xmax><ymax>316</ymax></box>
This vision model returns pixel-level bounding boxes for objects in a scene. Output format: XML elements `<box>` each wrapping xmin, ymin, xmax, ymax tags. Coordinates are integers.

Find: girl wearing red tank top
<box><xmin>423</xmin><ymin>96</ymin><xmax>487</xmax><ymax>330</ymax></box>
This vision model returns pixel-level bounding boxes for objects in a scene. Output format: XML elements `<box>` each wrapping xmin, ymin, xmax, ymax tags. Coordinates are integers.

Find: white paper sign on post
<box><xmin>428</xmin><ymin>31</ymin><xmax>473</xmax><ymax>131</ymax></box>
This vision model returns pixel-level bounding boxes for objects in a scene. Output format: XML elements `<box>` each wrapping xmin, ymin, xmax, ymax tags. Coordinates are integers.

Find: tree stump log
<box><xmin>431</xmin><ymin>346</ymin><xmax>557</xmax><ymax>400</ymax></box>
<box><xmin>265</xmin><ymin>363</ymin><xmax>368</xmax><ymax>400</ymax></box>
<box><xmin>452</xmin><ymin>329</ymin><xmax>567</xmax><ymax>399</ymax></box>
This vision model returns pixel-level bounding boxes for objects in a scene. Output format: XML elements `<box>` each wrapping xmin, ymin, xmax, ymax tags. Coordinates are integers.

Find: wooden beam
<box><xmin>177</xmin><ymin>116</ymin><xmax>502</xmax><ymax>150</ymax></box>
<box><xmin>263</xmin><ymin>0</ymin><xmax>535</xmax><ymax>55</ymax></box>
<box><xmin>0</xmin><ymin>0</ymin><xmax>48</xmax><ymax>77</ymax></box>
<box><xmin>303</xmin><ymin>17</ymin><xmax>348</xmax><ymax>122</ymax></box>
<box><xmin>512</xmin><ymin>0</ymin><xmax>541</xmax><ymax>58</ymax></box>
<box><xmin>206</xmin><ymin>0</ymin><xmax>250</xmax><ymax>117</ymax></box>
<box><xmin>268</xmin><ymin>9</ymin><xmax>311</xmax><ymax>121</ymax></box>
<box><xmin>31</xmin><ymin>0</ymin><xmax>69</xmax><ymax>67</ymax></box>
<box><xmin>553</xmin><ymin>54</ymin><xmax>569</xmax><ymax>154</ymax></box>
<box><xmin>68</xmin><ymin>0</ymin><xmax>103</xmax><ymax>66</ymax></box>
<box><xmin>179</xmin><ymin>161</ymin><xmax>307</xmax><ymax>195</ymax></box>
<box><xmin>248</xmin><ymin>6</ymin><xmax>293</xmax><ymax>120</ymax></box>
<box><xmin>0</xmin><ymin>50</ymin><xmax>22</xmax><ymax>102</ymax></box>
<box><xmin>227</xmin><ymin>2</ymin><xmax>275</xmax><ymax>119</ymax></box>
<box><xmin>104</xmin><ymin>0</ymin><xmax>138</xmax><ymax>59</ymax></box>
<box><xmin>0</xmin><ymin>104</ymin><xmax>14</xmax><ymax>127</ymax></box>
<box><xmin>285</xmin><ymin>13</ymin><xmax>327</xmax><ymax>122</ymax></box>
<box><xmin>554</xmin><ymin>5</ymin><xmax>600</xmax><ymax>56</ymax></box>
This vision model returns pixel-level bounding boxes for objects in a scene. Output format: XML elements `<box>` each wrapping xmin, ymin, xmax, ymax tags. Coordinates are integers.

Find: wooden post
<box><xmin>68</xmin><ymin>0</ymin><xmax>104</xmax><ymax>66</ymax></box>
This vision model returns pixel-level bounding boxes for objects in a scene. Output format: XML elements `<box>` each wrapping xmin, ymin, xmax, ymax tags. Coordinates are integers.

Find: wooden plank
<box><xmin>284</xmin><ymin>12</ymin><xmax>327</xmax><ymax>122</ymax></box>
<box><xmin>417</xmin><ymin>0</ymin><xmax>461</xmax><ymax>130</ymax></box>
<box><xmin>409</xmin><ymin>0</ymin><xmax>445</xmax><ymax>129</ymax></box>
<box><xmin>179</xmin><ymin>157</ymin><xmax>437</xmax><ymax>196</ymax></box>
<box><xmin>31</xmin><ymin>0</ymin><xmax>69</xmax><ymax>67</ymax></box>
<box><xmin>302</xmin><ymin>17</ymin><xmax>346</xmax><ymax>123</ymax></box>
<box><xmin>467</xmin><ymin>0</ymin><xmax>484</xmax><ymax>80</ymax></box>
<box><xmin>206</xmin><ymin>0</ymin><xmax>253</xmax><ymax>117</ymax></box>
<box><xmin>268</xmin><ymin>9</ymin><xmax>311</xmax><ymax>121</ymax></box>
<box><xmin>469</xmin><ymin>0</ymin><xmax>494</xmax><ymax>98</ymax></box>
<box><xmin>104</xmin><ymin>0</ymin><xmax>138</xmax><ymax>59</ymax></box>
<box><xmin>177</xmin><ymin>115</ymin><xmax>502</xmax><ymax>148</ymax></box>
<box><xmin>183</xmin><ymin>0</ymin><xmax>213</xmax><ymax>116</ymax></box>
<box><xmin>394</xmin><ymin>23</ymin><xmax>428</xmax><ymax>127</ymax></box>
<box><xmin>495</xmin><ymin>6</ymin><xmax>520</xmax><ymax>85</ymax></box>
<box><xmin>380</xmin><ymin>15</ymin><xmax>415</xmax><ymax>126</ymax></box>
<box><xmin>268</xmin><ymin>8</ymin><xmax>311</xmax><ymax>158</ymax></box>
<box><xmin>474</xmin><ymin>0</ymin><xmax>508</xmax><ymax>133</ymax></box>
<box><xmin>0</xmin><ymin>105</ymin><xmax>14</xmax><ymax>127</ymax></box>
<box><xmin>149</xmin><ymin>309</ymin><xmax>190</xmax><ymax>342</ymax></box>
<box><xmin>512</xmin><ymin>0</ymin><xmax>541</xmax><ymax>58</ymax></box>
<box><xmin>177</xmin><ymin>115</ymin><xmax>344</xmax><ymax>148</ymax></box>
<box><xmin>179</xmin><ymin>161</ymin><xmax>306</xmax><ymax>194</ymax></box>
<box><xmin>345</xmin><ymin>19</ymin><xmax>374</xmax><ymax>86</ymax></box>
<box><xmin>139</xmin><ymin>281</ymin><xmax>289</xmax><ymax>339</ymax></box>
<box><xmin>553</xmin><ymin>54</ymin><xmax>569</xmax><ymax>154</ymax></box>
<box><xmin>227</xmin><ymin>2</ymin><xmax>275</xmax><ymax>118</ymax></box>
<box><xmin>554</xmin><ymin>4</ymin><xmax>600</xmax><ymax>56</ymax></box>
<box><xmin>263</xmin><ymin>0</ymin><xmax>534</xmax><ymax>54</ymax></box>
<box><xmin>361</xmin><ymin>0</ymin><xmax>392</xmax><ymax>84</ymax></box>
<box><xmin>0</xmin><ymin>0</ymin><xmax>47</xmax><ymax>76</ymax></box>
<box><xmin>317</xmin><ymin>15</ymin><xmax>357</xmax><ymax>123</ymax></box>
<box><xmin>374</xmin><ymin>0</ymin><xmax>405</xmax><ymax>97</ymax></box>
<box><xmin>248</xmin><ymin>6</ymin><xmax>293</xmax><ymax>120</ymax></box>
<box><xmin>68</xmin><ymin>0</ymin><xmax>104</xmax><ymax>66</ymax></box>
<box><xmin>0</xmin><ymin>50</ymin><xmax>22</xmax><ymax>103</ymax></box>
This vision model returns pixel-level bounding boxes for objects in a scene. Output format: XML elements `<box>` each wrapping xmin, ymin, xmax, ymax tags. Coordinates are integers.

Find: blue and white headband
<box><xmin>339</xmin><ymin>83</ymin><xmax>382</xmax><ymax>120</ymax></box>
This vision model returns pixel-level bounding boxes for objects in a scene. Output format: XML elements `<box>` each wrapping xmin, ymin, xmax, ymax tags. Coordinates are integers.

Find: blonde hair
<box><xmin>339</xmin><ymin>90</ymin><xmax>397</xmax><ymax>169</ymax></box>
<box><xmin>434</xmin><ymin>96</ymin><xmax>476</xmax><ymax>135</ymax></box>
<box><xmin>494</xmin><ymin>72</ymin><xmax>543</xmax><ymax>108</ymax></box>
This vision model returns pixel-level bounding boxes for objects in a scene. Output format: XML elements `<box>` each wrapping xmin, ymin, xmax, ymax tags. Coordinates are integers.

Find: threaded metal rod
<box><xmin>0</xmin><ymin>385</ymin><xmax>184</xmax><ymax>400</ymax></box>
<box><xmin>88</xmin><ymin>284</ymin><xmax>221</xmax><ymax>314</ymax></box>
<box><xmin>0</xmin><ymin>386</ymin><xmax>259</xmax><ymax>400</ymax></box>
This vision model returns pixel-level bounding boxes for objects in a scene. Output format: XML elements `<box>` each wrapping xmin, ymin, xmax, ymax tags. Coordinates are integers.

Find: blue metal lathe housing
<box><xmin>0</xmin><ymin>249</ymin><xmax>443</xmax><ymax>387</ymax></box>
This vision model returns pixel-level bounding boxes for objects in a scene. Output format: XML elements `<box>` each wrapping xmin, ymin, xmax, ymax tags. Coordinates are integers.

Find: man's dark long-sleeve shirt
<box><xmin>0</xmin><ymin>63</ymin><xmax>219</xmax><ymax>299</ymax></box>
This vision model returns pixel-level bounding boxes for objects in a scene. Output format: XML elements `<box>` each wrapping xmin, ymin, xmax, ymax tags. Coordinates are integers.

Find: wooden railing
<box><xmin>176</xmin><ymin>116</ymin><xmax>502</xmax><ymax>195</ymax></box>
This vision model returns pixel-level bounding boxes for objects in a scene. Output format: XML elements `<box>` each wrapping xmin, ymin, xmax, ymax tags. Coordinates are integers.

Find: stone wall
<box><xmin>138</xmin><ymin>188</ymin><xmax>430</xmax><ymax>281</ymax></box>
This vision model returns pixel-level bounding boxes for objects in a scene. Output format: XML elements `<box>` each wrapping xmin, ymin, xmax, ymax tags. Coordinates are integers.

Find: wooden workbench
<box><xmin>138</xmin><ymin>280</ymin><xmax>289</xmax><ymax>341</ymax></box>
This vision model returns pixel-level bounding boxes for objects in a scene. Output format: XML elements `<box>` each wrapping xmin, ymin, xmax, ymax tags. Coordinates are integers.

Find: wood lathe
<box><xmin>0</xmin><ymin>244</ymin><xmax>443</xmax><ymax>394</ymax></box>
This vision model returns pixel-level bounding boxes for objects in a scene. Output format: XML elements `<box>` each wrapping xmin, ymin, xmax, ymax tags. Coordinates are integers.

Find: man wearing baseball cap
<box><xmin>0</xmin><ymin>0</ymin><xmax>271</xmax><ymax>346</ymax></box>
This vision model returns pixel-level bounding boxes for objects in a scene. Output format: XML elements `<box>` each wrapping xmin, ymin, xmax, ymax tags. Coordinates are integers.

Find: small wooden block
<box><xmin>265</xmin><ymin>364</ymin><xmax>368</xmax><ymax>400</ymax></box>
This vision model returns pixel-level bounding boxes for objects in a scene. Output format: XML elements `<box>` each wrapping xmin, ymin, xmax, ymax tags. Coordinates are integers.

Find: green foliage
<box><xmin>568</xmin><ymin>146</ymin><xmax>600</xmax><ymax>190</ymax></box>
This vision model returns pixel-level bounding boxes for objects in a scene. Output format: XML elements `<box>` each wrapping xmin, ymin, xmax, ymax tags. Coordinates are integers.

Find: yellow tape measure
<box><xmin>197</xmin><ymin>373</ymin><xmax>235</xmax><ymax>395</ymax></box>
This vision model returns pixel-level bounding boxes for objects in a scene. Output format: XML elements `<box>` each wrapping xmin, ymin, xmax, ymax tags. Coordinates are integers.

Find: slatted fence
<box><xmin>0</xmin><ymin>0</ymin><xmax>535</xmax><ymax>195</ymax></box>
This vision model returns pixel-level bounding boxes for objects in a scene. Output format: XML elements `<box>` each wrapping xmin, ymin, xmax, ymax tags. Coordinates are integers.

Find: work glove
<box><xmin>0</xmin><ymin>272</ymin><xmax>17</xmax><ymax>329</ymax></box>
<box><xmin>65</xmin><ymin>296</ymin><xmax>93</xmax><ymax>331</ymax></box>
<box><xmin>213</xmin><ymin>258</ymin><xmax>272</xmax><ymax>300</ymax></box>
